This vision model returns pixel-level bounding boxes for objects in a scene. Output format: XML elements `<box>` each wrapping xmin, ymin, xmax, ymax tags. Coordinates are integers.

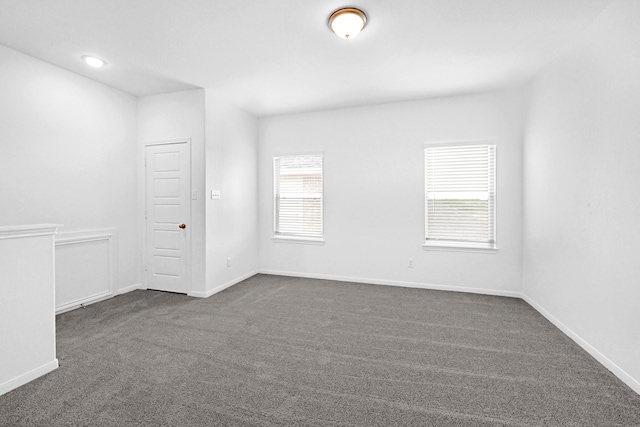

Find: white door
<box><xmin>145</xmin><ymin>142</ymin><xmax>190</xmax><ymax>294</ymax></box>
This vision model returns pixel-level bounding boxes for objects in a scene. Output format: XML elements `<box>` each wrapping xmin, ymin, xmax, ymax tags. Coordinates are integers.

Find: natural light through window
<box><xmin>424</xmin><ymin>143</ymin><xmax>496</xmax><ymax>251</ymax></box>
<box><xmin>273</xmin><ymin>154</ymin><xmax>324</xmax><ymax>242</ymax></box>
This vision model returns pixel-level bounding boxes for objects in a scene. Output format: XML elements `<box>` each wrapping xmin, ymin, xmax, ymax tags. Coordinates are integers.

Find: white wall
<box><xmin>258</xmin><ymin>91</ymin><xmax>523</xmax><ymax>295</ymax></box>
<box><xmin>138</xmin><ymin>89</ymin><xmax>206</xmax><ymax>294</ymax></box>
<box><xmin>522</xmin><ymin>0</ymin><xmax>640</xmax><ymax>393</ymax></box>
<box><xmin>0</xmin><ymin>225</ymin><xmax>58</xmax><ymax>396</ymax></box>
<box><xmin>205</xmin><ymin>95</ymin><xmax>259</xmax><ymax>295</ymax></box>
<box><xmin>0</xmin><ymin>45</ymin><xmax>139</xmax><ymax>291</ymax></box>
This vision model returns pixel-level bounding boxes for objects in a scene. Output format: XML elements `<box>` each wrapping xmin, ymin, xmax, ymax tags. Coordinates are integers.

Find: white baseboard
<box><xmin>523</xmin><ymin>294</ymin><xmax>640</xmax><ymax>395</ymax></box>
<box><xmin>56</xmin><ymin>290</ymin><xmax>113</xmax><ymax>314</ymax></box>
<box><xmin>189</xmin><ymin>271</ymin><xmax>258</xmax><ymax>298</ymax></box>
<box><xmin>55</xmin><ymin>284</ymin><xmax>144</xmax><ymax>315</ymax></box>
<box><xmin>258</xmin><ymin>269</ymin><xmax>522</xmax><ymax>298</ymax></box>
<box><xmin>117</xmin><ymin>283</ymin><xmax>144</xmax><ymax>295</ymax></box>
<box><xmin>0</xmin><ymin>359</ymin><xmax>58</xmax><ymax>397</ymax></box>
<box><xmin>56</xmin><ymin>284</ymin><xmax>147</xmax><ymax>315</ymax></box>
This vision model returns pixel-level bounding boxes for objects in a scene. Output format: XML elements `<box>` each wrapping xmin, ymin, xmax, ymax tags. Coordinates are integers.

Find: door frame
<box><xmin>142</xmin><ymin>139</ymin><xmax>192</xmax><ymax>295</ymax></box>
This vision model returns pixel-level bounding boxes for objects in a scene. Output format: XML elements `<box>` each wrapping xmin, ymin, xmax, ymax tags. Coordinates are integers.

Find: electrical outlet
<box><xmin>408</xmin><ymin>259</ymin><xmax>415</xmax><ymax>268</ymax></box>
<box><xmin>226</xmin><ymin>258</ymin><xmax>231</xmax><ymax>268</ymax></box>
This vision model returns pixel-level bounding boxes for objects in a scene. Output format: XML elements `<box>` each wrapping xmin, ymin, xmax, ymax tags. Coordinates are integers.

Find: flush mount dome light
<box><xmin>81</xmin><ymin>55</ymin><xmax>107</xmax><ymax>68</ymax></box>
<box><xmin>328</xmin><ymin>7</ymin><xmax>367</xmax><ymax>39</ymax></box>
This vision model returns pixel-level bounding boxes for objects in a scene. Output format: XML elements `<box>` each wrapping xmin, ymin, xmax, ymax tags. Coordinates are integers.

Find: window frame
<box><xmin>422</xmin><ymin>140</ymin><xmax>498</xmax><ymax>253</ymax></box>
<box><xmin>272</xmin><ymin>152</ymin><xmax>325</xmax><ymax>245</ymax></box>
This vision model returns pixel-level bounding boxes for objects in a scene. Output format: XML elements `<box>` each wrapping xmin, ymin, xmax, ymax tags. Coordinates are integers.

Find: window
<box><xmin>424</xmin><ymin>143</ymin><xmax>496</xmax><ymax>250</ymax></box>
<box><xmin>273</xmin><ymin>154</ymin><xmax>323</xmax><ymax>241</ymax></box>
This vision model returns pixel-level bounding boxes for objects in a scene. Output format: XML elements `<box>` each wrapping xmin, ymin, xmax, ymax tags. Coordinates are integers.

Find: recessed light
<box><xmin>81</xmin><ymin>55</ymin><xmax>107</xmax><ymax>68</ymax></box>
<box><xmin>328</xmin><ymin>7</ymin><xmax>367</xmax><ymax>39</ymax></box>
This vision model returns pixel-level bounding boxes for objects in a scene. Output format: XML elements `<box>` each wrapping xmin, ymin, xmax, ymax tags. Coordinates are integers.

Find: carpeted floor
<box><xmin>1</xmin><ymin>274</ymin><xmax>639</xmax><ymax>426</ymax></box>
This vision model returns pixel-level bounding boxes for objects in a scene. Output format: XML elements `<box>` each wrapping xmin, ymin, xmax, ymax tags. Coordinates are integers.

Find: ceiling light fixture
<box><xmin>328</xmin><ymin>7</ymin><xmax>367</xmax><ymax>39</ymax></box>
<box><xmin>81</xmin><ymin>55</ymin><xmax>107</xmax><ymax>68</ymax></box>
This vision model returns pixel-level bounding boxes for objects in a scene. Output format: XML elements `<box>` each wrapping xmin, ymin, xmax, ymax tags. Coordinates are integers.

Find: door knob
<box><xmin>178</xmin><ymin>223</ymin><xmax>186</xmax><ymax>229</ymax></box>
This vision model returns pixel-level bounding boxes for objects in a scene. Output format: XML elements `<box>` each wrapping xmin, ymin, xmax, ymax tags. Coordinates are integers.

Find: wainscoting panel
<box><xmin>55</xmin><ymin>229</ymin><xmax>117</xmax><ymax>314</ymax></box>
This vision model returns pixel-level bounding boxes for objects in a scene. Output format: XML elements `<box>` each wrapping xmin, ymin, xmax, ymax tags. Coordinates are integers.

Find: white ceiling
<box><xmin>0</xmin><ymin>0</ymin><xmax>613</xmax><ymax>116</ymax></box>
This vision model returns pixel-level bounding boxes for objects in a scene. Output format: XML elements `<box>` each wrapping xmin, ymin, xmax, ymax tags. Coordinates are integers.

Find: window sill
<box><xmin>272</xmin><ymin>236</ymin><xmax>325</xmax><ymax>245</ymax></box>
<box><xmin>422</xmin><ymin>241</ymin><xmax>498</xmax><ymax>254</ymax></box>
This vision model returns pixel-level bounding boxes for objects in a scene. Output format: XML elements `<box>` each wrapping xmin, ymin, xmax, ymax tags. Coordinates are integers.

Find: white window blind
<box><xmin>273</xmin><ymin>154</ymin><xmax>323</xmax><ymax>238</ymax></box>
<box><xmin>425</xmin><ymin>144</ymin><xmax>496</xmax><ymax>246</ymax></box>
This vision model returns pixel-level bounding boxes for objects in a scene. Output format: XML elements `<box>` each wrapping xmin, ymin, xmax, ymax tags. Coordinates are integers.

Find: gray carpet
<box><xmin>1</xmin><ymin>274</ymin><xmax>639</xmax><ymax>426</ymax></box>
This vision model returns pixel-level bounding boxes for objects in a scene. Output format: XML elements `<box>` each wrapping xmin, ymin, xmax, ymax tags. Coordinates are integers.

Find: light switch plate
<box><xmin>191</xmin><ymin>190</ymin><xmax>198</xmax><ymax>200</ymax></box>
<box><xmin>211</xmin><ymin>190</ymin><xmax>221</xmax><ymax>200</ymax></box>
